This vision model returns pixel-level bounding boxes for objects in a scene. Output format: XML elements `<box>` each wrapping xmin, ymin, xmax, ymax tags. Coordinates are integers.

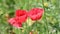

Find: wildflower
<box><xmin>8</xmin><ymin>9</ymin><xmax>28</xmax><ymax>28</ymax></box>
<box><xmin>28</xmin><ymin>8</ymin><xmax>44</xmax><ymax>21</ymax></box>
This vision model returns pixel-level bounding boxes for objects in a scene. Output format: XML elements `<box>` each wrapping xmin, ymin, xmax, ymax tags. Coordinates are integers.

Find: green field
<box><xmin>0</xmin><ymin>0</ymin><xmax>60</xmax><ymax>34</ymax></box>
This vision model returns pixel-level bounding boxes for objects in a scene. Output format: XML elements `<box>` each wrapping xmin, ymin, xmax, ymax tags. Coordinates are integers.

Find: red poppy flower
<box><xmin>28</xmin><ymin>8</ymin><xmax>44</xmax><ymax>20</ymax></box>
<box><xmin>15</xmin><ymin>9</ymin><xmax>28</xmax><ymax>22</ymax></box>
<box><xmin>8</xmin><ymin>9</ymin><xmax>28</xmax><ymax>28</ymax></box>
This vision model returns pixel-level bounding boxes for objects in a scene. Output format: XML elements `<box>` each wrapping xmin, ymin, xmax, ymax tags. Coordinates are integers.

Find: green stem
<box><xmin>42</xmin><ymin>0</ymin><xmax>47</xmax><ymax>34</ymax></box>
<box><xmin>18</xmin><ymin>28</ymin><xmax>22</xmax><ymax>34</ymax></box>
<box><xmin>23</xmin><ymin>19</ymin><xmax>30</xmax><ymax>34</ymax></box>
<box><xmin>42</xmin><ymin>0</ymin><xmax>49</xmax><ymax>34</ymax></box>
<box><xmin>42</xmin><ymin>0</ymin><xmax>45</xmax><ymax>10</ymax></box>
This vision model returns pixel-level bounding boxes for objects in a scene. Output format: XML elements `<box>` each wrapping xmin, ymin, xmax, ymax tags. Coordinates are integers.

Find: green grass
<box><xmin>0</xmin><ymin>0</ymin><xmax>60</xmax><ymax>34</ymax></box>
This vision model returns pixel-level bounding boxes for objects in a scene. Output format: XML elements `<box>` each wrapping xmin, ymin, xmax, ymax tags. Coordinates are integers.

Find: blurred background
<box><xmin>0</xmin><ymin>0</ymin><xmax>60</xmax><ymax>34</ymax></box>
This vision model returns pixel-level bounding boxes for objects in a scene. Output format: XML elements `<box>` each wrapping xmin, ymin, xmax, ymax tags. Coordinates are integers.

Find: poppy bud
<box><xmin>44</xmin><ymin>2</ymin><xmax>48</xmax><ymax>7</ymax></box>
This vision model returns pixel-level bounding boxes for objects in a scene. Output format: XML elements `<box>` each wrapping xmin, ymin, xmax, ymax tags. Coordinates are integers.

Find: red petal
<box><xmin>15</xmin><ymin>9</ymin><xmax>27</xmax><ymax>17</ymax></box>
<box><xmin>8</xmin><ymin>18</ymin><xmax>22</xmax><ymax>28</ymax></box>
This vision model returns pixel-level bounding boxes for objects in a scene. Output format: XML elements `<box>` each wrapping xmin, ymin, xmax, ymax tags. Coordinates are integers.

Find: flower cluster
<box><xmin>8</xmin><ymin>8</ymin><xmax>44</xmax><ymax>28</ymax></box>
